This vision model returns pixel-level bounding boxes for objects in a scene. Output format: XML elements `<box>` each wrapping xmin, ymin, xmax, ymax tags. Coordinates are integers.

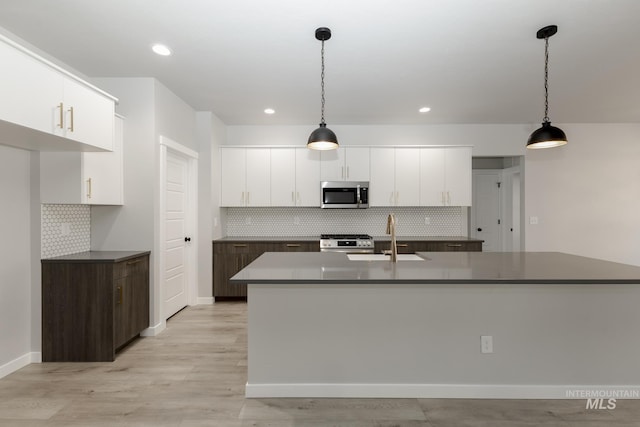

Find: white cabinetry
<box><xmin>270</xmin><ymin>148</ymin><xmax>320</xmax><ymax>207</ymax></box>
<box><xmin>40</xmin><ymin>116</ymin><xmax>124</xmax><ymax>205</ymax></box>
<box><xmin>320</xmin><ymin>147</ymin><xmax>369</xmax><ymax>181</ymax></box>
<box><xmin>295</xmin><ymin>148</ymin><xmax>321</xmax><ymax>206</ymax></box>
<box><xmin>0</xmin><ymin>35</ymin><xmax>116</xmax><ymax>152</ymax></box>
<box><xmin>420</xmin><ymin>147</ymin><xmax>471</xmax><ymax>206</ymax></box>
<box><xmin>370</xmin><ymin>148</ymin><xmax>420</xmax><ymax>206</ymax></box>
<box><xmin>220</xmin><ymin>148</ymin><xmax>271</xmax><ymax>207</ymax></box>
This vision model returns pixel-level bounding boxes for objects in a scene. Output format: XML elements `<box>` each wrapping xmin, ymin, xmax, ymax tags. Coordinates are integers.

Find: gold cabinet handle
<box><xmin>58</xmin><ymin>102</ymin><xmax>64</xmax><ymax>129</ymax></box>
<box><xmin>117</xmin><ymin>286</ymin><xmax>122</xmax><ymax>305</ymax></box>
<box><xmin>86</xmin><ymin>178</ymin><xmax>92</xmax><ymax>199</ymax></box>
<box><xmin>446</xmin><ymin>244</ymin><xmax>462</xmax><ymax>248</ymax></box>
<box><xmin>233</xmin><ymin>244</ymin><xmax>247</xmax><ymax>248</ymax></box>
<box><xmin>68</xmin><ymin>106</ymin><xmax>74</xmax><ymax>132</ymax></box>
<box><xmin>397</xmin><ymin>244</ymin><xmax>409</xmax><ymax>248</ymax></box>
<box><xmin>286</xmin><ymin>244</ymin><xmax>301</xmax><ymax>248</ymax></box>
<box><xmin>126</xmin><ymin>258</ymin><xmax>142</xmax><ymax>265</ymax></box>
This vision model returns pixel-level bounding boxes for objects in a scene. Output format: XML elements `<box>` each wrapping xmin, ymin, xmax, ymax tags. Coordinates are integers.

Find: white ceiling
<box><xmin>1</xmin><ymin>0</ymin><xmax>639</xmax><ymax>126</ymax></box>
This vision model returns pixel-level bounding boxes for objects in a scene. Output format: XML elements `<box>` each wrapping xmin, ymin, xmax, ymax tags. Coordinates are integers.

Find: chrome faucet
<box><xmin>385</xmin><ymin>213</ymin><xmax>398</xmax><ymax>262</ymax></box>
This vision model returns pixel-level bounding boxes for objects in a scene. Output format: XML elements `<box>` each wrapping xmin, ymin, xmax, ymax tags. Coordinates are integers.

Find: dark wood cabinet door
<box><xmin>114</xmin><ymin>255</ymin><xmax>149</xmax><ymax>349</ymax></box>
<box><xmin>213</xmin><ymin>240</ymin><xmax>320</xmax><ymax>298</ymax></box>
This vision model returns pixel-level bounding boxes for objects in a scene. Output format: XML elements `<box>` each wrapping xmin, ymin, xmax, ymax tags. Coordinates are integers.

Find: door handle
<box><xmin>477</xmin><ymin>228</ymin><xmax>482</xmax><ymax>232</ymax></box>
<box><xmin>184</xmin><ymin>237</ymin><xmax>191</xmax><ymax>242</ymax></box>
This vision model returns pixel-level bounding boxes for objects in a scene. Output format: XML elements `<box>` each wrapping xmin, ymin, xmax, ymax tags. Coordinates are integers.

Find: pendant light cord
<box><xmin>320</xmin><ymin>39</ymin><xmax>326</xmax><ymax>125</ymax></box>
<box><xmin>543</xmin><ymin>36</ymin><xmax>550</xmax><ymax>123</ymax></box>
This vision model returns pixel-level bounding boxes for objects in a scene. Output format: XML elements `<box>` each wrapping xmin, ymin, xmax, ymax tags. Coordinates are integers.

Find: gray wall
<box><xmin>0</xmin><ymin>145</ymin><xmax>32</xmax><ymax>371</ymax></box>
<box><xmin>525</xmin><ymin>123</ymin><xmax>640</xmax><ymax>266</ymax></box>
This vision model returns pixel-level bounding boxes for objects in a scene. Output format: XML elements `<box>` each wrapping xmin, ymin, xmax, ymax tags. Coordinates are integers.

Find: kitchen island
<box><xmin>231</xmin><ymin>251</ymin><xmax>640</xmax><ymax>399</ymax></box>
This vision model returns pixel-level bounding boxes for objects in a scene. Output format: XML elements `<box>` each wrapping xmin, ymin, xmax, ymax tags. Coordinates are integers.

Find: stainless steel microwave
<box><xmin>321</xmin><ymin>181</ymin><xmax>369</xmax><ymax>209</ymax></box>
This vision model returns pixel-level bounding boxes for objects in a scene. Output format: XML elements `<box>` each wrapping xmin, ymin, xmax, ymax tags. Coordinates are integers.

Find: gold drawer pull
<box><xmin>446</xmin><ymin>244</ymin><xmax>462</xmax><ymax>248</ymax></box>
<box><xmin>233</xmin><ymin>244</ymin><xmax>247</xmax><ymax>248</ymax></box>
<box><xmin>126</xmin><ymin>258</ymin><xmax>143</xmax><ymax>265</ymax></box>
<box><xmin>397</xmin><ymin>244</ymin><xmax>409</xmax><ymax>248</ymax></box>
<box><xmin>117</xmin><ymin>286</ymin><xmax>123</xmax><ymax>305</ymax></box>
<box><xmin>286</xmin><ymin>244</ymin><xmax>301</xmax><ymax>247</ymax></box>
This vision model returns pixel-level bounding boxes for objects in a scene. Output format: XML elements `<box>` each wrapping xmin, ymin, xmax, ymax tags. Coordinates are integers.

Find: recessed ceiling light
<box><xmin>264</xmin><ymin>108</ymin><xmax>275</xmax><ymax>115</ymax></box>
<box><xmin>151</xmin><ymin>44</ymin><xmax>172</xmax><ymax>56</ymax></box>
<box><xmin>419</xmin><ymin>107</ymin><xmax>431</xmax><ymax>113</ymax></box>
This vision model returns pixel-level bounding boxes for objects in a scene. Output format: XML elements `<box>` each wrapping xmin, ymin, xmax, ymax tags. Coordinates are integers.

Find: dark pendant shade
<box><xmin>307</xmin><ymin>123</ymin><xmax>338</xmax><ymax>150</ymax></box>
<box><xmin>527</xmin><ymin>121</ymin><xmax>567</xmax><ymax>149</ymax></box>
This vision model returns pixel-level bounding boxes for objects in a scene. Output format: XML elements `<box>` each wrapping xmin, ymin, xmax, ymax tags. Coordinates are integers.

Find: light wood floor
<box><xmin>1</xmin><ymin>302</ymin><xmax>640</xmax><ymax>426</ymax></box>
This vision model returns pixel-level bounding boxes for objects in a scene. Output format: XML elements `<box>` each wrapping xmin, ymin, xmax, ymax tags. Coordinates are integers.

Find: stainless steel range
<box><xmin>320</xmin><ymin>234</ymin><xmax>374</xmax><ymax>253</ymax></box>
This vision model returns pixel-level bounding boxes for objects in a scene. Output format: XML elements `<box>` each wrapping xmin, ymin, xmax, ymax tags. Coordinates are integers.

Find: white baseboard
<box><xmin>245</xmin><ymin>383</ymin><xmax>640</xmax><ymax>399</ymax></box>
<box><xmin>197</xmin><ymin>297</ymin><xmax>214</xmax><ymax>305</ymax></box>
<box><xmin>140</xmin><ymin>320</ymin><xmax>166</xmax><ymax>337</ymax></box>
<box><xmin>0</xmin><ymin>352</ymin><xmax>41</xmax><ymax>379</ymax></box>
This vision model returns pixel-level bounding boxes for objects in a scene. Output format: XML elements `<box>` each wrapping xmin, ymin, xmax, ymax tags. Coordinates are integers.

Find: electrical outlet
<box><xmin>293</xmin><ymin>216</ymin><xmax>301</xmax><ymax>225</ymax></box>
<box><xmin>481</xmin><ymin>335</ymin><xmax>493</xmax><ymax>354</ymax></box>
<box><xmin>424</xmin><ymin>217</ymin><xmax>431</xmax><ymax>225</ymax></box>
<box><xmin>245</xmin><ymin>217</ymin><xmax>252</xmax><ymax>225</ymax></box>
<box><xmin>529</xmin><ymin>216</ymin><xmax>539</xmax><ymax>225</ymax></box>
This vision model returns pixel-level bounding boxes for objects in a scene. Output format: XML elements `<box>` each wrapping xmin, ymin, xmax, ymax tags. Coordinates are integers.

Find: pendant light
<box><xmin>308</xmin><ymin>27</ymin><xmax>338</xmax><ymax>150</ymax></box>
<box><xmin>527</xmin><ymin>25</ymin><xmax>567</xmax><ymax>149</ymax></box>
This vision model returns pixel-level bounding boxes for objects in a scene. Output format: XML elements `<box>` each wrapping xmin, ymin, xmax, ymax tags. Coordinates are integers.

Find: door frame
<box><xmin>471</xmin><ymin>169</ymin><xmax>504</xmax><ymax>252</ymax></box>
<box><xmin>158</xmin><ymin>136</ymin><xmax>198</xmax><ymax>323</ymax></box>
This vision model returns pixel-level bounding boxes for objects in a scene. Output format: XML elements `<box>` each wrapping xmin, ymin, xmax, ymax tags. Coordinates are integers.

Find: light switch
<box><xmin>529</xmin><ymin>216</ymin><xmax>539</xmax><ymax>225</ymax></box>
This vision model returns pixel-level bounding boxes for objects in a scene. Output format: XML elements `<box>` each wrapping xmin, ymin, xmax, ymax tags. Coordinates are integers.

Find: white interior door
<box><xmin>472</xmin><ymin>170</ymin><xmax>502</xmax><ymax>252</ymax></box>
<box><xmin>164</xmin><ymin>151</ymin><xmax>190</xmax><ymax>318</ymax></box>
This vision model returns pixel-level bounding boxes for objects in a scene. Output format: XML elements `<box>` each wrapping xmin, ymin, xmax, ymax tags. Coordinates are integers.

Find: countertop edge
<box><xmin>42</xmin><ymin>250</ymin><xmax>151</xmax><ymax>263</ymax></box>
<box><xmin>230</xmin><ymin>278</ymin><xmax>640</xmax><ymax>285</ymax></box>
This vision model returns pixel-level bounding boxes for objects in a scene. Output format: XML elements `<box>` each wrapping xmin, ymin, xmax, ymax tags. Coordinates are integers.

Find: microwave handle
<box><xmin>357</xmin><ymin>185</ymin><xmax>361</xmax><ymax>206</ymax></box>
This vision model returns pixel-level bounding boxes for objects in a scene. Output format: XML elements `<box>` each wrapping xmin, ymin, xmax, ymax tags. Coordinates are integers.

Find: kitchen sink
<box><xmin>347</xmin><ymin>254</ymin><xmax>426</xmax><ymax>261</ymax></box>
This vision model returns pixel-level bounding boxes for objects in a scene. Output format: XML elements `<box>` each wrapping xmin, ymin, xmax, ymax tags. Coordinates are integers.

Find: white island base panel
<box><xmin>246</xmin><ymin>283</ymin><xmax>640</xmax><ymax>399</ymax></box>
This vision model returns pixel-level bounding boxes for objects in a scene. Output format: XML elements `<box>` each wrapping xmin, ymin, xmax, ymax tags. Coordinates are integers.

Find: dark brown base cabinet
<box><xmin>42</xmin><ymin>251</ymin><xmax>150</xmax><ymax>362</ymax></box>
<box><xmin>213</xmin><ymin>240</ymin><xmax>319</xmax><ymax>299</ymax></box>
<box><xmin>374</xmin><ymin>240</ymin><xmax>482</xmax><ymax>254</ymax></box>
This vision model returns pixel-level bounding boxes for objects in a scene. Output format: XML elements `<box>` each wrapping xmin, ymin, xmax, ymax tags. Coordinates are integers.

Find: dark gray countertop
<box><xmin>230</xmin><ymin>251</ymin><xmax>640</xmax><ymax>284</ymax></box>
<box><xmin>42</xmin><ymin>250</ymin><xmax>150</xmax><ymax>263</ymax></box>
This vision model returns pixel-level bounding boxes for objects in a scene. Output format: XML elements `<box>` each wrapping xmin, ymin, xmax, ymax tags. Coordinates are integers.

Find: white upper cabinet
<box><xmin>320</xmin><ymin>147</ymin><xmax>369</xmax><ymax>182</ymax></box>
<box><xmin>220</xmin><ymin>145</ymin><xmax>471</xmax><ymax>208</ymax></box>
<box><xmin>62</xmin><ymin>77</ymin><xmax>115</xmax><ymax>151</ymax></box>
<box><xmin>220</xmin><ymin>148</ymin><xmax>246</xmax><ymax>207</ymax></box>
<box><xmin>420</xmin><ymin>147</ymin><xmax>472</xmax><ymax>206</ymax></box>
<box><xmin>394</xmin><ymin>148</ymin><xmax>421</xmax><ymax>206</ymax></box>
<box><xmin>40</xmin><ymin>115</ymin><xmax>124</xmax><ymax>205</ymax></box>
<box><xmin>0</xmin><ymin>35</ymin><xmax>116</xmax><ymax>151</ymax></box>
<box><xmin>270</xmin><ymin>148</ymin><xmax>321</xmax><ymax>207</ymax></box>
<box><xmin>220</xmin><ymin>148</ymin><xmax>271</xmax><ymax>207</ymax></box>
<box><xmin>370</xmin><ymin>148</ymin><xmax>420</xmax><ymax>206</ymax></box>
<box><xmin>0</xmin><ymin>39</ymin><xmax>63</xmax><ymax>136</ymax></box>
<box><xmin>270</xmin><ymin>149</ymin><xmax>296</xmax><ymax>206</ymax></box>
<box><xmin>295</xmin><ymin>148</ymin><xmax>321</xmax><ymax>206</ymax></box>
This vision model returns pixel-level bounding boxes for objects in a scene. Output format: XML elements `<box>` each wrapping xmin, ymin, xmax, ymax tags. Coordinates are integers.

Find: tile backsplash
<box><xmin>41</xmin><ymin>204</ymin><xmax>90</xmax><ymax>258</ymax></box>
<box><xmin>226</xmin><ymin>207</ymin><xmax>467</xmax><ymax>237</ymax></box>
